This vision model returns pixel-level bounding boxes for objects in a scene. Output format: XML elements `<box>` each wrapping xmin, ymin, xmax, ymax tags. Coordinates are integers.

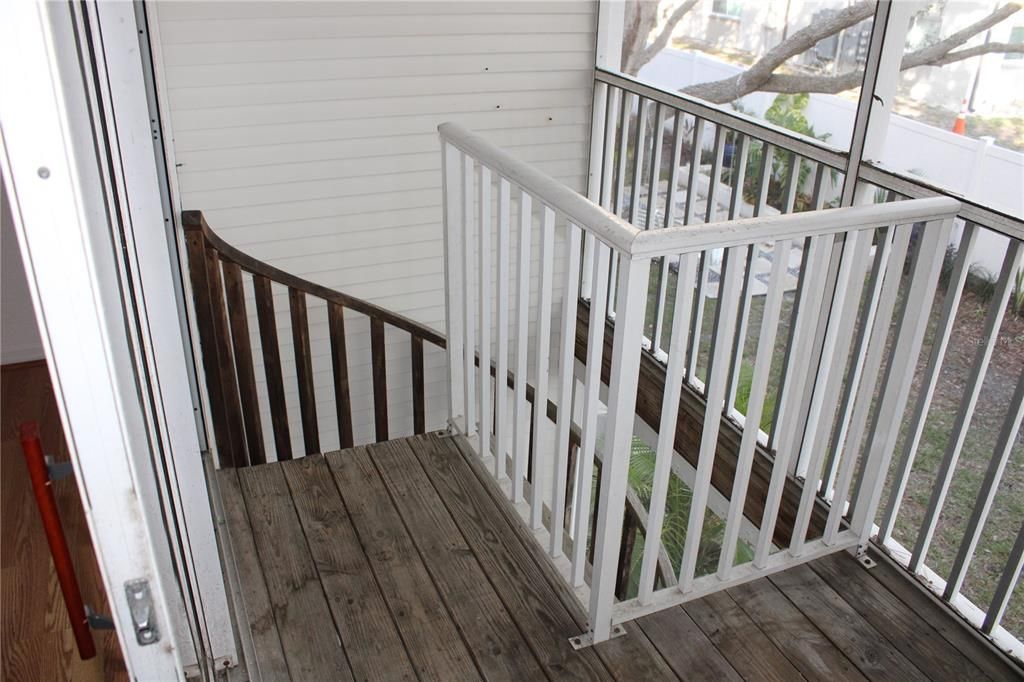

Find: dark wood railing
<box><xmin>184</xmin><ymin>210</ymin><xmax>668</xmax><ymax>591</ymax></box>
<box><xmin>183</xmin><ymin>210</ymin><xmax>445</xmax><ymax>468</ymax></box>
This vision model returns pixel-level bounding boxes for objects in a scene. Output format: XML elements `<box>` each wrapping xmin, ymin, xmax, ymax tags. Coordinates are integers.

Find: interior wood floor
<box><xmin>220</xmin><ymin>431</ymin><xmax>1021</xmax><ymax>681</ymax></box>
<box><xmin>1</xmin><ymin>362</ymin><xmax>127</xmax><ymax>682</ymax></box>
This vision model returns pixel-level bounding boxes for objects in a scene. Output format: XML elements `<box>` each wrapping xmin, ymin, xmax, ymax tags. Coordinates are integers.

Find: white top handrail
<box><xmin>439</xmin><ymin>122</ymin><xmax>961</xmax><ymax>259</ymax></box>
<box><xmin>439</xmin><ymin>121</ymin><xmax>642</xmax><ymax>254</ymax></box>
<box><xmin>631</xmin><ymin>196</ymin><xmax>962</xmax><ymax>257</ymax></box>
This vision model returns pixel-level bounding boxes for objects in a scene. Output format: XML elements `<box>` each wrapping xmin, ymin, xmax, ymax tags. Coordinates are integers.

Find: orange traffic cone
<box><xmin>952</xmin><ymin>98</ymin><xmax>967</xmax><ymax>135</ymax></box>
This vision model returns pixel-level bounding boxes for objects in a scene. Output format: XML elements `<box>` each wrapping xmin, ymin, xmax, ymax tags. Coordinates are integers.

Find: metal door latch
<box><xmin>125</xmin><ymin>579</ymin><xmax>159</xmax><ymax>645</ymax></box>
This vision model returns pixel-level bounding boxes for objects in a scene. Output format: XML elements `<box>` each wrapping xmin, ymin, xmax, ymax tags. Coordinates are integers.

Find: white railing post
<box><xmin>582</xmin><ymin>81</ymin><xmax>609</xmax><ymax>300</ymax></box>
<box><xmin>494</xmin><ymin>179</ymin><xmax>512</xmax><ymax>480</ymax></box>
<box><xmin>570</xmin><ymin>241</ymin><xmax>611</xmax><ymax>588</ymax></box>
<box><xmin>461</xmin><ymin>154</ymin><xmax>477</xmax><ymax>437</ymax></box>
<box><xmin>850</xmin><ymin>217</ymin><xmax>955</xmax><ymax>545</ymax></box>
<box><xmin>588</xmin><ymin>255</ymin><xmax>651</xmax><ymax>643</ymax></box>
<box><xmin>441</xmin><ymin>141</ymin><xmax>466</xmax><ymax>429</ymax></box>
<box><xmin>512</xmin><ymin>191</ymin><xmax>533</xmax><ymax>503</ymax></box>
<box><xmin>478</xmin><ymin>166</ymin><xmax>492</xmax><ymax>462</ymax></box>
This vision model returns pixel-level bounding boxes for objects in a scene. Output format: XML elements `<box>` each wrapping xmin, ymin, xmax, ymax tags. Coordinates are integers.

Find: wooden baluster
<box><xmin>289</xmin><ymin>288</ymin><xmax>319</xmax><ymax>455</ymax></box>
<box><xmin>253</xmin><ymin>275</ymin><xmax>291</xmax><ymax>460</ymax></box>
<box><xmin>182</xmin><ymin>223</ymin><xmax>238</xmax><ymax>467</ymax></box>
<box><xmin>371</xmin><ymin>318</ymin><xmax>388</xmax><ymax>442</ymax></box>
<box><xmin>222</xmin><ymin>261</ymin><xmax>266</xmax><ymax>465</ymax></box>
<box><xmin>206</xmin><ymin>248</ymin><xmax>248</xmax><ymax>467</ymax></box>
<box><xmin>411</xmin><ymin>335</ymin><xmax>425</xmax><ymax>435</ymax></box>
<box><xmin>328</xmin><ymin>302</ymin><xmax>354</xmax><ymax>449</ymax></box>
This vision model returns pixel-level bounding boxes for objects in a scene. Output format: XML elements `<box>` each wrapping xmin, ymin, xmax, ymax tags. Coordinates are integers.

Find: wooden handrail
<box><xmin>182</xmin><ymin>210</ymin><xmax>445</xmax><ymax>467</ymax></box>
<box><xmin>183</xmin><ymin>212</ymin><xmax>446</xmax><ymax>348</ymax></box>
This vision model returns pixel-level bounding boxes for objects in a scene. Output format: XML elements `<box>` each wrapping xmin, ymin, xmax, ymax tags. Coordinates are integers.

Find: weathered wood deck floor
<box><xmin>218</xmin><ymin>431</ymin><xmax>1020</xmax><ymax>681</ymax></box>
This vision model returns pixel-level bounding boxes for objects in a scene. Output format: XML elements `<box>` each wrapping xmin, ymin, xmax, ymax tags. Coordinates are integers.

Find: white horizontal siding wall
<box><xmin>152</xmin><ymin>1</ymin><xmax>596</xmax><ymax>458</ymax></box>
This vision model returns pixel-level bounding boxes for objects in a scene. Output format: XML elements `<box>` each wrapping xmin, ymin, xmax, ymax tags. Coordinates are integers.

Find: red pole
<box><xmin>19</xmin><ymin>422</ymin><xmax>97</xmax><ymax>660</ymax></box>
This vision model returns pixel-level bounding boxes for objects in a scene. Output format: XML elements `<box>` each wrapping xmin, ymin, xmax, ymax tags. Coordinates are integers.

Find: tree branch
<box><xmin>681</xmin><ymin>1</ymin><xmax>875</xmax><ymax>103</ymax></box>
<box><xmin>733</xmin><ymin>34</ymin><xmax>1024</xmax><ymax>97</ymax></box>
<box><xmin>679</xmin><ymin>2</ymin><xmax>1022</xmax><ymax>104</ymax></box>
<box><xmin>628</xmin><ymin>0</ymin><xmax>702</xmax><ymax>74</ymax></box>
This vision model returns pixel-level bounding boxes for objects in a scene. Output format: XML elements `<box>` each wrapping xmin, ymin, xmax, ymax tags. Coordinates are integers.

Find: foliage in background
<box><xmin>619</xmin><ymin>436</ymin><xmax>753</xmax><ymax>597</ymax></box>
<box><xmin>729</xmin><ymin>94</ymin><xmax>835</xmax><ymax>212</ymax></box>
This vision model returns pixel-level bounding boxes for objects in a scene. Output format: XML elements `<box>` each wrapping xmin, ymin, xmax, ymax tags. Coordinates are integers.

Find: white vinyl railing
<box><xmin>591</xmin><ymin>69</ymin><xmax>1024</xmax><ymax>658</ymax></box>
<box><xmin>440</xmin><ymin>121</ymin><xmax>962</xmax><ymax>645</ymax></box>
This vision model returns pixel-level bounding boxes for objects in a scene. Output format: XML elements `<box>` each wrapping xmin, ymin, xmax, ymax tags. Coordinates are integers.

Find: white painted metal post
<box><xmin>551</xmin><ymin>223</ymin><xmax>582</xmax><ymax>557</ymax></box>
<box><xmin>909</xmin><ymin>240</ymin><xmax>1024</xmax><ymax>572</ymax></box>
<box><xmin>850</xmin><ymin>218</ymin><xmax>955</xmax><ymax>545</ymax></box>
<box><xmin>494</xmin><ymin>178</ymin><xmax>512</xmax><ymax>480</ymax></box>
<box><xmin>462</xmin><ymin>154</ymin><xmax>477</xmax><ymax>437</ymax></box>
<box><xmin>530</xmin><ymin>207</ymin><xmax>556</xmax><ymax>529</ymax></box>
<box><xmin>512</xmin><ymin>191</ymin><xmax>533</xmax><ymax>502</ymax></box>
<box><xmin>478</xmin><ymin>166</ymin><xmax>493</xmax><ymax>462</ymax></box>
<box><xmin>878</xmin><ymin>225</ymin><xmax>978</xmax><ymax>543</ymax></box>
<box><xmin>571</xmin><ymin>242</ymin><xmax>611</xmax><ymax>587</ymax></box>
<box><xmin>582</xmin><ymin>82</ymin><xmax>609</xmax><ymax>299</ymax></box>
<box><xmin>441</xmin><ymin>142</ymin><xmax>466</xmax><ymax>429</ymax></box>
<box><xmin>679</xmin><ymin>246</ymin><xmax>744</xmax><ymax>591</ymax></box>
<box><xmin>719</xmin><ymin>239</ymin><xmax>790</xmax><ymax>578</ymax></box>
<box><xmin>638</xmin><ymin>252</ymin><xmax>698</xmax><ymax>603</ymax></box>
<box><xmin>983</xmin><ymin>522</ymin><xmax>1024</xmax><ymax>634</ymax></box>
<box><xmin>945</xmin><ymin>370</ymin><xmax>1024</xmax><ymax>600</ymax></box>
<box><xmin>588</xmin><ymin>255</ymin><xmax>651</xmax><ymax>643</ymax></box>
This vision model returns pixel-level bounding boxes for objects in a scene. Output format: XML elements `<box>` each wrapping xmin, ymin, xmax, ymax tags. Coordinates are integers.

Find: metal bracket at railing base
<box><xmin>444</xmin><ymin>416</ymin><xmax>468</xmax><ymax>438</ymax></box>
<box><xmin>569</xmin><ymin>624</ymin><xmax>626</xmax><ymax>650</ymax></box>
<box><xmin>85</xmin><ymin>605</ymin><xmax>115</xmax><ymax>630</ymax></box>
<box><xmin>853</xmin><ymin>545</ymin><xmax>878</xmax><ymax>569</ymax></box>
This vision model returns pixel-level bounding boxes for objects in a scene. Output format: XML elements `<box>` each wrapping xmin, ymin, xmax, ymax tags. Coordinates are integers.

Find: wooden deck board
<box><xmin>406</xmin><ymin>432</ymin><xmax>613</xmax><ymax>681</ymax></box>
<box><xmin>770</xmin><ymin>564</ymin><xmax>929</xmax><ymax>681</ymax></box>
<box><xmin>217</xmin><ymin>432</ymin><xmax>1022</xmax><ymax>682</ymax></box>
<box><xmin>369</xmin><ymin>438</ymin><xmax>545</xmax><ymax>681</ymax></box>
<box><xmin>683</xmin><ymin>591</ymin><xmax>803</xmax><ymax>681</ymax></box>
<box><xmin>218</xmin><ymin>469</ymin><xmax>290</xmax><ymax>682</ymax></box>
<box><xmin>443</xmin><ymin>430</ymin><xmax>681</xmax><ymax>682</ymax></box>
<box><xmin>729</xmin><ymin>578</ymin><xmax>868</xmax><ymax>681</ymax></box>
<box><xmin>638</xmin><ymin>606</ymin><xmax>742</xmax><ymax>681</ymax></box>
<box><xmin>326</xmin><ymin>445</ymin><xmax>481</xmax><ymax>680</ymax></box>
<box><xmin>810</xmin><ymin>552</ymin><xmax>990</xmax><ymax>681</ymax></box>
<box><xmin>280</xmin><ymin>455</ymin><xmax>416</xmax><ymax>682</ymax></box>
<box><xmin>237</xmin><ymin>464</ymin><xmax>353</xmax><ymax>680</ymax></box>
